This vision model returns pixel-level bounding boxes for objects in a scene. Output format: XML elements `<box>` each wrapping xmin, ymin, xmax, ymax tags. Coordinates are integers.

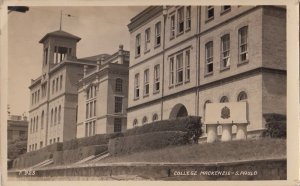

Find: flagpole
<box><xmin>59</xmin><ymin>10</ymin><xmax>62</xmax><ymax>30</ymax></box>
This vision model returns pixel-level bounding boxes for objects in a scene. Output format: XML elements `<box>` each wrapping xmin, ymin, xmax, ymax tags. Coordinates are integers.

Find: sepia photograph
<box><xmin>2</xmin><ymin>1</ymin><xmax>298</xmax><ymax>185</ymax></box>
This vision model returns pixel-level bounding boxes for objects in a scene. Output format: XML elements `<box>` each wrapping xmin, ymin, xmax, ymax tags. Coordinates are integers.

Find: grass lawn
<box><xmin>97</xmin><ymin>138</ymin><xmax>286</xmax><ymax>164</ymax></box>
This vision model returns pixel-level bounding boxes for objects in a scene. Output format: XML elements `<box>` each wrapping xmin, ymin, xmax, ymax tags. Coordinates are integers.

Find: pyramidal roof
<box><xmin>39</xmin><ymin>30</ymin><xmax>81</xmax><ymax>43</ymax></box>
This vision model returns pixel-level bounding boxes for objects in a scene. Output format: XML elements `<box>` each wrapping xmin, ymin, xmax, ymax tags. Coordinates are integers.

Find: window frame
<box><xmin>155</xmin><ymin>22</ymin><xmax>161</xmax><ymax>47</ymax></box>
<box><xmin>238</xmin><ymin>26</ymin><xmax>249</xmax><ymax>63</ymax></box>
<box><xmin>114</xmin><ymin>96</ymin><xmax>123</xmax><ymax>113</ymax></box>
<box><xmin>145</xmin><ymin>28</ymin><xmax>151</xmax><ymax>52</ymax></box>
<box><xmin>154</xmin><ymin>65</ymin><xmax>160</xmax><ymax>93</ymax></box>
<box><xmin>135</xmin><ymin>34</ymin><xmax>141</xmax><ymax>57</ymax></box>
<box><xmin>134</xmin><ymin>73</ymin><xmax>140</xmax><ymax>99</ymax></box>
<box><xmin>177</xmin><ymin>7</ymin><xmax>184</xmax><ymax>34</ymax></box>
<box><xmin>205</xmin><ymin>41</ymin><xmax>214</xmax><ymax>75</ymax></box>
<box><xmin>186</xmin><ymin>6</ymin><xmax>191</xmax><ymax>31</ymax></box>
<box><xmin>220</xmin><ymin>34</ymin><xmax>231</xmax><ymax>70</ymax></box>
<box><xmin>144</xmin><ymin>69</ymin><xmax>150</xmax><ymax>96</ymax></box>
<box><xmin>206</xmin><ymin>6</ymin><xmax>214</xmax><ymax>21</ymax></box>
<box><xmin>169</xmin><ymin>57</ymin><xmax>175</xmax><ymax>86</ymax></box>
<box><xmin>170</xmin><ymin>14</ymin><xmax>176</xmax><ymax>39</ymax></box>
<box><xmin>185</xmin><ymin>50</ymin><xmax>190</xmax><ymax>82</ymax></box>
<box><xmin>176</xmin><ymin>53</ymin><xmax>184</xmax><ymax>84</ymax></box>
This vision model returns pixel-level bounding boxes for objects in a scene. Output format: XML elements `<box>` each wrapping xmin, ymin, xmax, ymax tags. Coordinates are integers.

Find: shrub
<box><xmin>263</xmin><ymin>121</ymin><xmax>286</xmax><ymax>138</ymax></box>
<box><xmin>123</xmin><ymin>116</ymin><xmax>202</xmax><ymax>143</ymax></box>
<box><xmin>263</xmin><ymin>113</ymin><xmax>286</xmax><ymax>123</ymax></box>
<box><xmin>108</xmin><ymin>131</ymin><xmax>189</xmax><ymax>155</ymax></box>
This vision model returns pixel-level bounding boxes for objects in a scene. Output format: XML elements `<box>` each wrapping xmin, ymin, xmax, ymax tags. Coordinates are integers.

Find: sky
<box><xmin>8</xmin><ymin>6</ymin><xmax>146</xmax><ymax>116</ymax></box>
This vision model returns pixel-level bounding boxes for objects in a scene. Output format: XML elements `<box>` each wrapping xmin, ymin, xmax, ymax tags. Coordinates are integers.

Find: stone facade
<box><xmin>76</xmin><ymin>45</ymin><xmax>129</xmax><ymax>138</ymax></box>
<box><xmin>127</xmin><ymin>6</ymin><xmax>286</xmax><ymax>139</ymax></box>
<box><xmin>28</xmin><ymin>30</ymin><xmax>96</xmax><ymax>152</ymax></box>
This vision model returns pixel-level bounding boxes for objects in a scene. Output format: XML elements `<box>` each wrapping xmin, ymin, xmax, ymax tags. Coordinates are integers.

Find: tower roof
<box><xmin>39</xmin><ymin>30</ymin><xmax>81</xmax><ymax>43</ymax></box>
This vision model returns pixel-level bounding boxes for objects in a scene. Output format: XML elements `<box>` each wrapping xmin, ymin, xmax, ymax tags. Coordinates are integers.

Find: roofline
<box><xmin>39</xmin><ymin>32</ymin><xmax>81</xmax><ymax>43</ymax></box>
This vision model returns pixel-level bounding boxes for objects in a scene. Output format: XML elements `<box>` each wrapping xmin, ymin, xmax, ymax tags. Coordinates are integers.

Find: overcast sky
<box><xmin>8</xmin><ymin>6</ymin><xmax>146</xmax><ymax>116</ymax></box>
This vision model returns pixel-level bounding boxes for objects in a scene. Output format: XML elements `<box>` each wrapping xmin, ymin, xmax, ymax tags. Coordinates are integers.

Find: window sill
<box><xmin>204</xmin><ymin>72</ymin><xmax>214</xmax><ymax>77</ymax></box>
<box><xmin>176</xmin><ymin>31</ymin><xmax>184</xmax><ymax>37</ymax></box>
<box><xmin>143</xmin><ymin>94</ymin><xmax>149</xmax><ymax>98</ymax></box>
<box><xmin>205</xmin><ymin>17</ymin><xmax>214</xmax><ymax>23</ymax></box>
<box><xmin>237</xmin><ymin>60</ymin><xmax>249</xmax><ymax>67</ymax></box>
<box><xmin>185</xmin><ymin>27</ymin><xmax>191</xmax><ymax>33</ymax></box>
<box><xmin>154</xmin><ymin>44</ymin><xmax>161</xmax><ymax>49</ymax></box>
<box><xmin>144</xmin><ymin>49</ymin><xmax>150</xmax><ymax>54</ymax></box>
<box><xmin>220</xmin><ymin>9</ymin><xmax>231</xmax><ymax>15</ymax></box>
<box><xmin>185</xmin><ymin>79</ymin><xmax>190</xmax><ymax>84</ymax></box>
<box><xmin>175</xmin><ymin>82</ymin><xmax>183</xmax><ymax>87</ymax></box>
<box><xmin>170</xmin><ymin>36</ymin><xmax>175</xmax><ymax>40</ymax></box>
<box><xmin>134</xmin><ymin>97</ymin><xmax>139</xmax><ymax>101</ymax></box>
<box><xmin>169</xmin><ymin>85</ymin><xmax>174</xmax><ymax>89</ymax></box>
<box><xmin>220</xmin><ymin>66</ymin><xmax>230</xmax><ymax>72</ymax></box>
<box><xmin>135</xmin><ymin>54</ymin><xmax>141</xmax><ymax>59</ymax></box>
<box><xmin>153</xmin><ymin>90</ymin><xmax>160</xmax><ymax>95</ymax></box>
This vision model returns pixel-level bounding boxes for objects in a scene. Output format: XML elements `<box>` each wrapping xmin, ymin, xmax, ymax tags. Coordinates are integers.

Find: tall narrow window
<box><xmin>36</xmin><ymin>116</ymin><xmax>38</xmax><ymax>131</ymax></box>
<box><xmin>177</xmin><ymin>7</ymin><xmax>184</xmax><ymax>33</ymax></box>
<box><xmin>92</xmin><ymin>121</ymin><xmax>96</xmax><ymax>135</ymax></box>
<box><xmin>114</xmin><ymin>118</ymin><xmax>122</xmax><ymax>132</ymax></box>
<box><xmin>221</xmin><ymin>34</ymin><xmax>230</xmax><ymax>69</ymax></box>
<box><xmin>115</xmin><ymin>78</ymin><xmax>123</xmax><ymax>92</ymax></box>
<box><xmin>86</xmin><ymin>103</ymin><xmax>89</xmax><ymax>119</ymax></box>
<box><xmin>142</xmin><ymin>116</ymin><xmax>148</xmax><ymax>125</ymax></box>
<box><xmin>115</xmin><ymin>97</ymin><xmax>123</xmax><ymax>113</ymax></box>
<box><xmin>56</xmin><ymin>77</ymin><xmax>59</xmax><ymax>92</ymax></box>
<box><xmin>152</xmin><ymin>114</ymin><xmax>158</xmax><ymax>122</ymax></box>
<box><xmin>134</xmin><ymin>74</ymin><xmax>140</xmax><ymax>99</ymax></box>
<box><xmin>176</xmin><ymin>53</ymin><xmax>183</xmax><ymax>84</ymax></box>
<box><xmin>90</xmin><ymin>101</ymin><xmax>93</xmax><ymax>118</ymax></box>
<box><xmin>31</xmin><ymin>93</ymin><xmax>34</xmax><ymax>105</ymax></box>
<box><xmin>186</xmin><ymin>6</ymin><xmax>191</xmax><ymax>30</ymax></box>
<box><xmin>170</xmin><ymin>14</ymin><xmax>175</xmax><ymax>38</ymax></box>
<box><xmin>33</xmin><ymin>117</ymin><xmax>35</xmax><ymax>133</ymax></box>
<box><xmin>58</xmin><ymin>106</ymin><xmax>61</xmax><ymax>124</ymax></box>
<box><xmin>205</xmin><ymin>41</ymin><xmax>213</xmax><ymax>74</ymax></box>
<box><xmin>155</xmin><ymin>22</ymin><xmax>161</xmax><ymax>46</ymax></box>
<box><xmin>144</xmin><ymin>69</ymin><xmax>149</xmax><ymax>96</ymax></box>
<box><xmin>60</xmin><ymin>75</ymin><xmax>63</xmax><ymax>90</ymax></box>
<box><xmin>154</xmin><ymin>65</ymin><xmax>160</xmax><ymax>92</ymax></box>
<box><xmin>30</xmin><ymin>119</ymin><xmax>32</xmax><ymax>133</ymax></box>
<box><xmin>89</xmin><ymin>122</ymin><xmax>92</xmax><ymax>136</ymax></box>
<box><xmin>41</xmin><ymin>111</ymin><xmax>44</xmax><ymax>129</ymax></box>
<box><xmin>85</xmin><ymin>123</ymin><xmax>88</xmax><ymax>137</ymax></box>
<box><xmin>44</xmin><ymin>48</ymin><xmax>48</xmax><ymax>65</ymax></box>
<box><xmin>169</xmin><ymin>57</ymin><xmax>175</xmax><ymax>86</ymax></box>
<box><xmin>133</xmin><ymin>119</ymin><xmax>138</xmax><ymax>127</ymax></box>
<box><xmin>52</xmin><ymin>80</ymin><xmax>55</xmax><ymax>94</ymax></box>
<box><xmin>239</xmin><ymin>26</ymin><xmax>248</xmax><ymax>62</ymax></box>
<box><xmin>221</xmin><ymin>6</ymin><xmax>231</xmax><ymax>13</ymax></box>
<box><xmin>93</xmin><ymin>100</ymin><xmax>96</xmax><ymax>117</ymax></box>
<box><xmin>185</xmin><ymin>51</ymin><xmax>190</xmax><ymax>81</ymax></box>
<box><xmin>207</xmin><ymin>6</ymin><xmax>214</xmax><ymax>20</ymax></box>
<box><xmin>135</xmin><ymin>34</ymin><xmax>141</xmax><ymax>56</ymax></box>
<box><xmin>54</xmin><ymin>107</ymin><xmax>57</xmax><ymax>125</ymax></box>
<box><xmin>145</xmin><ymin>28</ymin><xmax>150</xmax><ymax>51</ymax></box>
<box><xmin>51</xmin><ymin>109</ymin><xmax>53</xmax><ymax>126</ymax></box>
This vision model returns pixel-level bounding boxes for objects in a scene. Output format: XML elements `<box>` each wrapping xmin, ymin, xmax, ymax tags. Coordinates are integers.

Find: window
<box><xmin>169</xmin><ymin>57</ymin><xmax>175</xmax><ymax>86</ymax></box>
<box><xmin>52</xmin><ymin>79</ymin><xmax>55</xmax><ymax>94</ymax></box>
<box><xmin>133</xmin><ymin>119</ymin><xmax>138</xmax><ymax>127</ymax></box>
<box><xmin>115</xmin><ymin>97</ymin><xmax>123</xmax><ymax>113</ymax></box>
<box><xmin>154</xmin><ymin>65</ymin><xmax>160</xmax><ymax>92</ymax></box>
<box><xmin>54</xmin><ymin>46</ymin><xmax>70</xmax><ymax>64</ymax></box>
<box><xmin>51</xmin><ymin>109</ymin><xmax>53</xmax><ymax>126</ymax></box>
<box><xmin>185</xmin><ymin>51</ymin><xmax>190</xmax><ymax>81</ymax></box>
<box><xmin>31</xmin><ymin>93</ymin><xmax>34</xmax><ymax>105</ymax></box>
<box><xmin>220</xmin><ymin>96</ymin><xmax>229</xmax><ymax>103</ymax></box>
<box><xmin>135</xmin><ymin>34</ymin><xmax>141</xmax><ymax>56</ymax></box>
<box><xmin>237</xmin><ymin>91</ymin><xmax>248</xmax><ymax>101</ymax></box>
<box><xmin>41</xmin><ymin>83</ymin><xmax>47</xmax><ymax>98</ymax></box>
<box><xmin>144</xmin><ymin>69</ymin><xmax>149</xmax><ymax>96</ymax></box>
<box><xmin>54</xmin><ymin>107</ymin><xmax>57</xmax><ymax>125</ymax></box>
<box><xmin>186</xmin><ymin>6</ymin><xmax>191</xmax><ymax>30</ymax></box>
<box><xmin>37</xmin><ymin>90</ymin><xmax>40</xmax><ymax>102</ymax></box>
<box><xmin>36</xmin><ymin>116</ymin><xmax>38</xmax><ymax>131</ymax></box>
<box><xmin>207</xmin><ymin>6</ymin><xmax>214</xmax><ymax>20</ymax></box>
<box><xmin>50</xmin><ymin>139</ymin><xmax>52</xmax><ymax>145</ymax></box>
<box><xmin>176</xmin><ymin>53</ymin><xmax>183</xmax><ymax>84</ymax></box>
<box><xmin>41</xmin><ymin>111</ymin><xmax>44</xmax><ymax>129</ymax></box>
<box><xmin>89</xmin><ymin>122</ymin><xmax>92</xmax><ymax>136</ymax></box>
<box><xmin>40</xmin><ymin>141</ymin><xmax>43</xmax><ymax>148</ymax></box>
<box><xmin>85</xmin><ymin>123</ymin><xmax>88</xmax><ymax>137</ymax></box>
<box><xmin>155</xmin><ymin>22</ymin><xmax>161</xmax><ymax>46</ymax></box>
<box><xmin>152</xmin><ymin>113</ymin><xmax>158</xmax><ymax>122</ymax></box>
<box><xmin>60</xmin><ymin>75</ymin><xmax>63</xmax><ymax>90</ymax></box>
<box><xmin>115</xmin><ymin>78</ymin><xmax>123</xmax><ymax>92</ymax></box>
<box><xmin>221</xmin><ymin>34</ymin><xmax>230</xmax><ymax>69</ymax></box>
<box><xmin>44</xmin><ymin>48</ymin><xmax>48</xmax><ymax>65</ymax></box>
<box><xmin>134</xmin><ymin>74</ymin><xmax>140</xmax><ymax>99</ymax></box>
<box><xmin>114</xmin><ymin>118</ymin><xmax>122</xmax><ymax>132</ymax></box>
<box><xmin>142</xmin><ymin>116</ymin><xmax>148</xmax><ymax>125</ymax></box>
<box><xmin>177</xmin><ymin>7</ymin><xmax>184</xmax><ymax>34</ymax></box>
<box><xmin>57</xmin><ymin>137</ymin><xmax>60</xmax><ymax>142</ymax></box>
<box><xmin>30</xmin><ymin>119</ymin><xmax>32</xmax><ymax>133</ymax></box>
<box><xmin>58</xmin><ymin>106</ymin><xmax>61</xmax><ymax>124</ymax></box>
<box><xmin>85</xmin><ymin>121</ymin><xmax>96</xmax><ymax>137</ymax></box>
<box><xmin>170</xmin><ymin>14</ymin><xmax>175</xmax><ymax>38</ymax></box>
<box><xmin>145</xmin><ymin>28</ymin><xmax>151</xmax><ymax>51</ymax></box>
<box><xmin>56</xmin><ymin>77</ymin><xmax>59</xmax><ymax>92</ymax></box>
<box><xmin>221</xmin><ymin>6</ymin><xmax>231</xmax><ymax>13</ymax></box>
<box><xmin>86</xmin><ymin>85</ymin><xmax>97</xmax><ymax>119</ymax></box>
<box><xmin>205</xmin><ymin>41</ymin><xmax>213</xmax><ymax>74</ymax></box>
<box><xmin>53</xmin><ymin>138</ymin><xmax>56</xmax><ymax>143</ymax></box>
<box><xmin>92</xmin><ymin>121</ymin><xmax>96</xmax><ymax>135</ymax></box>
<box><xmin>239</xmin><ymin>26</ymin><xmax>248</xmax><ymax>62</ymax></box>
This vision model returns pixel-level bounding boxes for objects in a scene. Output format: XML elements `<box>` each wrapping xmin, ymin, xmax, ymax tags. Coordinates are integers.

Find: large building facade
<box><xmin>28</xmin><ymin>30</ymin><xmax>96</xmax><ymax>152</ymax></box>
<box><xmin>127</xmin><ymin>6</ymin><xmax>286</xmax><ymax>138</ymax></box>
<box><xmin>76</xmin><ymin>45</ymin><xmax>129</xmax><ymax>138</ymax></box>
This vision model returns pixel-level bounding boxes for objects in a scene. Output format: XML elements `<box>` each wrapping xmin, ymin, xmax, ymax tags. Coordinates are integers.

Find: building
<box><xmin>76</xmin><ymin>45</ymin><xmax>129</xmax><ymax>137</ymax></box>
<box><xmin>28</xmin><ymin>30</ymin><xmax>96</xmax><ymax>152</ymax></box>
<box><xmin>127</xmin><ymin>6</ymin><xmax>286</xmax><ymax>139</ymax></box>
<box><xmin>7</xmin><ymin>115</ymin><xmax>28</xmax><ymax>142</ymax></box>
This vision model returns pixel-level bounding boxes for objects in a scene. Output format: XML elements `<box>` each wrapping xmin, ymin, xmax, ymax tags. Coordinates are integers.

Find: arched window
<box><xmin>58</xmin><ymin>106</ymin><xmax>61</xmax><ymax>124</ymax></box>
<box><xmin>36</xmin><ymin>116</ymin><xmax>38</xmax><ymax>131</ymax></box>
<box><xmin>152</xmin><ymin>113</ymin><xmax>158</xmax><ymax>122</ymax></box>
<box><xmin>133</xmin><ymin>119</ymin><xmax>138</xmax><ymax>127</ymax></box>
<box><xmin>41</xmin><ymin>111</ymin><xmax>44</xmax><ymax>129</ymax></box>
<box><xmin>51</xmin><ymin>109</ymin><xmax>53</xmax><ymax>126</ymax></box>
<box><xmin>54</xmin><ymin>107</ymin><xmax>57</xmax><ymax>125</ymax></box>
<box><xmin>142</xmin><ymin>116</ymin><xmax>148</xmax><ymax>125</ymax></box>
<box><xmin>220</xmin><ymin>96</ymin><xmax>229</xmax><ymax>103</ymax></box>
<box><xmin>237</xmin><ymin>91</ymin><xmax>248</xmax><ymax>101</ymax></box>
<box><xmin>115</xmin><ymin>78</ymin><xmax>123</xmax><ymax>92</ymax></box>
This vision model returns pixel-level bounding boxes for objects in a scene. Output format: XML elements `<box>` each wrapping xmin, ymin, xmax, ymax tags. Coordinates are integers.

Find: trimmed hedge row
<box><xmin>263</xmin><ymin>113</ymin><xmax>286</xmax><ymax>138</ymax></box>
<box><xmin>108</xmin><ymin>131</ymin><xmax>188</xmax><ymax>155</ymax></box>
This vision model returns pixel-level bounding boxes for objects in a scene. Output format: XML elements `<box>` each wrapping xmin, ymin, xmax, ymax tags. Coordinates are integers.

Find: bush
<box><xmin>263</xmin><ymin>113</ymin><xmax>286</xmax><ymax>138</ymax></box>
<box><xmin>108</xmin><ymin>131</ymin><xmax>188</xmax><ymax>155</ymax></box>
<box><xmin>123</xmin><ymin>116</ymin><xmax>202</xmax><ymax>143</ymax></box>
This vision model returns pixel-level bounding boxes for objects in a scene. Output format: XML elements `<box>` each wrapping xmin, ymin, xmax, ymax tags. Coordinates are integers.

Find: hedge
<box><xmin>263</xmin><ymin>113</ymin><xmax>286</xmax><ymax>138</ymax></box>
<box><xmin>123</xmin><ymin>116</ymin><xmax>202</xmax><ymax>139</ymax></box>
<box><xmin>108</xmin><ymin>131</ymin><xmax>188</xmax><ymax>155</ymax></box>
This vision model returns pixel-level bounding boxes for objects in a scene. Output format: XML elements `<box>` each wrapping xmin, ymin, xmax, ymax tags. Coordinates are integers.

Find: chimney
<box><xmin>118</xmin><ymin>44</ymin><xmax>124</xmax><ymax>64</ymax></box>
